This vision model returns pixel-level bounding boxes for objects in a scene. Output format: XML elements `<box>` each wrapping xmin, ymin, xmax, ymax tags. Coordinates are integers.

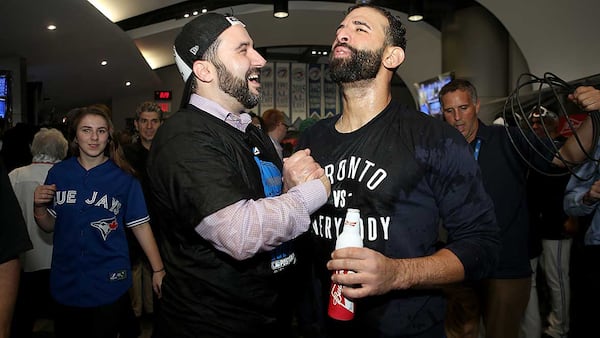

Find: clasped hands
<box><xmin>282</xmin><ymin>148</ymin><xmax>330</xmax><ymax>194</ymax></box>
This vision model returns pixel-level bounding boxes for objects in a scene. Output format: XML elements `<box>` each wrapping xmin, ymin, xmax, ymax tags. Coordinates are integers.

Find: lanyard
<box><xmin>473</xmin><ymin>139</ymin><xmax>482</xmax><ymax>161</ymax></box>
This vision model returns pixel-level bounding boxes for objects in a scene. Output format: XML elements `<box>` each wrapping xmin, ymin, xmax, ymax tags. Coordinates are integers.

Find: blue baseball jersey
<box><xmin>45</xmin><ymin>157</ymin><xmax>149</xmax><ymax>307</ymax></box>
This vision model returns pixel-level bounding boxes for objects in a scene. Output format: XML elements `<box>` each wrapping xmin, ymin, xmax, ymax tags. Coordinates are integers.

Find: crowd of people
<box><xmin>1</xmin><ymin>3</ymin><xmax>599</xmax><ymax>338</ymax></box>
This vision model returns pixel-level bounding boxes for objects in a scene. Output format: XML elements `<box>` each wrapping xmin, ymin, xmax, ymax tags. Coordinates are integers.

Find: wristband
<box><xmin>153</xmin><ymin>268</ymin><xmax>165</xmax><ymax>273</ymax></box>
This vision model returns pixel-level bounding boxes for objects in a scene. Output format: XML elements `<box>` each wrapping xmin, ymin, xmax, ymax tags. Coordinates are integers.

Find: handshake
<box><xmin>282</xmin><ymin>148</ymin><xmax>331</xmax><ymax>195</ymax></box>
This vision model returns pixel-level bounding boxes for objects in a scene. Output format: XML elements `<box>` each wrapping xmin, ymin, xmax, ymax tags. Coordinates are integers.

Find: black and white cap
<box><xmin>173</xmin><ymin>13</ymin><xmax>245</xmax><ymax>81</ymax></box>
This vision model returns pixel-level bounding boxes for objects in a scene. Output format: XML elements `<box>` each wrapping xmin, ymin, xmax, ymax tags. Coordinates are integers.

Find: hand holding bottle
<box><xmin>328</xmin><ymin>208</ymin><xmax>363</xmax><ymax>321</ymax></box>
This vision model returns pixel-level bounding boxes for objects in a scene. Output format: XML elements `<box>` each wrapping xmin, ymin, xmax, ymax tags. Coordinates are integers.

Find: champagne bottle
<box><xmin>327</xmin><ymin>208</ymin><xmax>363</xmax><ymax>321</ymax></box>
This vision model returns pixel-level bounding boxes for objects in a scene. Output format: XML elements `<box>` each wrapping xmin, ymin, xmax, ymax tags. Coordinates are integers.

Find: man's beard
<box><xmin>213</xmin><ymin>58</ymin><xmax>260</xmax><ymax>109</ymax></box>
<box><xmin>329</xmin><ymin>44</ymin><xmax>384</xmax><ymax>83</ymax></box>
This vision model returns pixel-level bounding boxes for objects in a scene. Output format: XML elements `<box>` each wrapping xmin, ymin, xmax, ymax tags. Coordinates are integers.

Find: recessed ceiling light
<box><xmin>323</xmin><ymin>51</ymin><xmax>328</xmax><ymax>55</ymax></box>
<box><xmin>183</xmin><ymin>13</ymin><xmax>190</xmax><ymax>18</ymax></box>
<box><xmin>47</xmin><ymin>24</ymin><xmax>57</xmax><ymax>30</ymax></box>
<box><xmin>201</xmin><ymin>8</ymin><xmax>208</xmax><ymax>13</ymax></box>
<box><xmin>407</xmin><ymin>14</ymin><xmax>424</xmax><ymax>22</ymax></box>
<box><xmin>125</xmin><ymin>81</ymin><xmax>131</xmax><ymax>87</ymax></box>
<box><xmin>192</xmin><ymin>11</ymin><xmax>199</xmax><ymax>16</ymax></box>
<box><xmin>100</xmin><ymin>60</ymin><xmax>108</xmax><ymax>66</ymax></box>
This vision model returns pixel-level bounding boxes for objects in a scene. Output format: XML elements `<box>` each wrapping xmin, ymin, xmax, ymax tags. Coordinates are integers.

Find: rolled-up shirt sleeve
<box><xmin>195</xmin><ymin>178</ymin><xmax>327</xmax><ymax>260</ymax></box>
<box><xmin>564</xmin><ymin>160</ymin><xmax>600</xmax><ymax>217</ymax></box>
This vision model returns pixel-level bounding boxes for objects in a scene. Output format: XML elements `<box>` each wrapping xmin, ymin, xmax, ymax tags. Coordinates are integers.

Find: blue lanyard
<box><xmin>473</xmin><ymin>139</ymin><xmax>482</xmax><ymax>161</ymax></box>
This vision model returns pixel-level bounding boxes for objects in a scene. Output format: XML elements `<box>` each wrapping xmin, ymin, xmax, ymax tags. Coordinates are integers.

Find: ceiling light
<box><xmin>125</xmin><ymin>81</ymin><xmax>131</xmax><ymax>87</ymax></box>
<box><xmin>202</xmin><ymin>8</ymin><xmax>208</xmax><ymax>13</ymax></box>
<box><xmin>407</xmin><ymin>0</ymin><xmax>424</xmax><ymax>22</ymax></box>
<box><xmin>47</xmin><ymin>24</ymin><xmax>57</xmax><ymax>30</ymax></box>
<box><xmin>100</xmin><ymin>60</ymin><xmax>108</xmax><ymax>66</ymax></box>
<box><xmin>183</xmin><ymin>13</ymin><xmax>190</xmax><ymax>18</ymax></box>
<box><xmin>192</xmin><ymin>11</ymin><xmax>199</xmax><ymax>16</ymax></box>
<box><xmin>273</xmin><ymin>0</ymin><xmax>288</xmax><ymax>19</ymax></box>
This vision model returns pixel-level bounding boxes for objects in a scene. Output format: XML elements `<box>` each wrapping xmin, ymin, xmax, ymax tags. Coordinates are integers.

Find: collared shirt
<box><xmin>269</xmin><ymin>135</ymin><xmax>284</xmax><ymax>159</ymax></box>
<box><xmin>187</xmin><ymin>94</ymin><xmax>327</xmax><ymax>260</ymax></box>
<box><xmin>190</xmin><ymin>94</ymin><xmax>252</xmax><ymax>132</ymax></box>
<box><xmin>564</xmin><ymin>142</ymin><xmax>600</xmax><ymax>245</ymax></box>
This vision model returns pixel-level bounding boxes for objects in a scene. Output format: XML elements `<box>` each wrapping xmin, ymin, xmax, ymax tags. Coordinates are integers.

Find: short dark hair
<box><xmin>347</xmin><ymin>4</ymin><xmax>407</xmax><ymax>51</ymax></box>
<box><xmin>135</xmin><ymin>101</ymin><xmax>164</xmax><ymax>120</ymax></box>
<box><xmin>439</xmin><ymin>79</ymin><xmax>479</xmax><ymax>104</ymax></box>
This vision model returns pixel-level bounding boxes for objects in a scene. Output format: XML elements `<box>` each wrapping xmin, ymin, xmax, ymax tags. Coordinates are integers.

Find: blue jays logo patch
<box><xmin>91</xmin><ymin>217</ymin><xmax>119</xmax><ymax>241</ymax></box>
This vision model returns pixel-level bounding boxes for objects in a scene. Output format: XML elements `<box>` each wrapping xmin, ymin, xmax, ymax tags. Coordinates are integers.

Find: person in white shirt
<box><xmin>8</xmin><ymin>128</ymin><xmax>67</xmax><ymax>338</ymax></box>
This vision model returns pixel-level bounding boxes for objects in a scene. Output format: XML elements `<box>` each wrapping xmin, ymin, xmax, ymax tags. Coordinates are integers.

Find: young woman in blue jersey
<box><xmin>33</xmin><ymin>105</ymin><xmax>165</xmax><ymax>338</ymax></box>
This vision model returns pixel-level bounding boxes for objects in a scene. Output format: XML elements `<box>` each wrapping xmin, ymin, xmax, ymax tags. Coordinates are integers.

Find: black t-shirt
<box><xmin>0</xmin><ymin>158</ymin><xmax>32</xmax><ymax>264</ymax></box>
<box><xmin>297</xmin><ymin>101</ymin><xmax>499</xmax><ymax>337</ymax></box>
<box><xmin>147</xmin><ymin>105</ymin><xmax>297</xmax><ymax>338</ymax></box>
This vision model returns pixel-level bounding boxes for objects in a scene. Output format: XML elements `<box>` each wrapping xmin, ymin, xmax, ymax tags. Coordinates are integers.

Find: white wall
<box><xmin>478</xmin><ymin>0</ymin><xmax>600</xmax><ymax>82</ymax></box>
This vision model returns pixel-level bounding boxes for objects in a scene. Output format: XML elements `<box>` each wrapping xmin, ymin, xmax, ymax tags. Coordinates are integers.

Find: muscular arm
<box><xmin>555</xmin><ymin>113</ymin><xmax>594</xmax><ymax>166</ymax></box>
<box><xmin>555</xmin><ymin>86</ymin><xmax>600</xmax><ymax>166</ymax></box>
<box><xmin>328</xmin><ymin>247</ymin><xmax>464</xmax><ymax>299</ymax></box>
<box><xmin>0</xmin><ymin>259</ymin><xmax>20</xmax><ymax>338</ymax></box>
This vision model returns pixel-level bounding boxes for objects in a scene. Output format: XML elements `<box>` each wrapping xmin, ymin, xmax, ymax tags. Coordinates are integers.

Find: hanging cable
<box><xmin>501</xmin><ymin>72</ymin><xmax>600</xmax><ymax>180</ymax></box>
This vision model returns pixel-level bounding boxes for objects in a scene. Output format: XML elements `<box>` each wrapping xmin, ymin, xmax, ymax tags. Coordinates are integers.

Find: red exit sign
<box><xmin>154</xmin><ymin>90</ymin><xmax>172</xmax><ymax>100</ymax></box>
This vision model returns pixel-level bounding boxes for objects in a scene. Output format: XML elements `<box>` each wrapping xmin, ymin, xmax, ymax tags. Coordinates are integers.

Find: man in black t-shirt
<box><xmin>297</xmin><ymin>5</ymin><xmax>499</xmax><ymax>338</ymax></box>
<box><xmin>147</xmin><ymin>13</ymin><xmax>331</xmax><ymax>338</ymax></box>
<box><xmin>0</xmin><ymin>158</ymin><xmax>32</xmax><ymax>338</ymax></box>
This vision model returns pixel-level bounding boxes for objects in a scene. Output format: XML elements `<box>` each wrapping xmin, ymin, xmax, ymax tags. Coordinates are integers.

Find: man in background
<box><xmin>0</xmin><ymin>158</ymin><xmax>32</xmax><ymax>338</ymax></box>
<box><xmin>440</xmin><ymin>79</ymin><xmax>596</xmax><ymax>338</ymax></box>
<box><xmin>262</xmin><ymin>108</ymin><xmax>289</xmax><ymax>159</ymax></box>
<box><xmin>562</xmin><ymin>85</ymin><xmax>600</xmax><ymax>338</ymax></box>
<box><xmin>523</xmin><ymin>106</ymin><xmax>572</xmax><ymax>338</ymax></box>
<box><xmin>123</xmin><ymin>101</ymin><xmax>164</xmax><ymax>321</ymax></box>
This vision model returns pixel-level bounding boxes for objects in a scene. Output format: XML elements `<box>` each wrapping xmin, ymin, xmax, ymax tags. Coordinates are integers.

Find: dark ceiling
<box><xmin>117</xmin><ymin>0</ymin><xmax>478</xmax><ymax>33</ymax></box>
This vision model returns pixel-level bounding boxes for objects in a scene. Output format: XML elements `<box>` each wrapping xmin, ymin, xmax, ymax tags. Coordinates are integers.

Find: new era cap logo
<box><xmin>189</xmin><ymin>45</ymin><xmax>199</xmax><ymax>55</ymax></box>
<box><xmin>225</xmin><ymin>16</ymin><xmax>245</xmax><ymax>27</ymax></box>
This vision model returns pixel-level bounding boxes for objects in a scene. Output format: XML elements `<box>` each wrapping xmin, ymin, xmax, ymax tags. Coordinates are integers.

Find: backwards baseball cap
<box><xmin>528</xmin><ymin>105</ymin><xmax>558</xmax><ymax>120</ymax></box>
<box><xmin>173</xmin><ymin>13</ymin><xmax>245</xmax><ymax>82</ymax></box>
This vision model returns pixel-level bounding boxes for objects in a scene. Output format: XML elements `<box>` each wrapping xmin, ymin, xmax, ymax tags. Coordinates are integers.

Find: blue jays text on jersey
<box><xmin>55</xmin><ymin>190</ymin><xmax>122</xmax><ymax>215</ymax></box>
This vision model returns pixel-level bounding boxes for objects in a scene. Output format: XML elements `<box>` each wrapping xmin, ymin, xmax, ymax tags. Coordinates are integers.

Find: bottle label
<box><xmin>327</xmin><ymin>270</ymin><xmax>355</xmax><ymax>321</ymax></box>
